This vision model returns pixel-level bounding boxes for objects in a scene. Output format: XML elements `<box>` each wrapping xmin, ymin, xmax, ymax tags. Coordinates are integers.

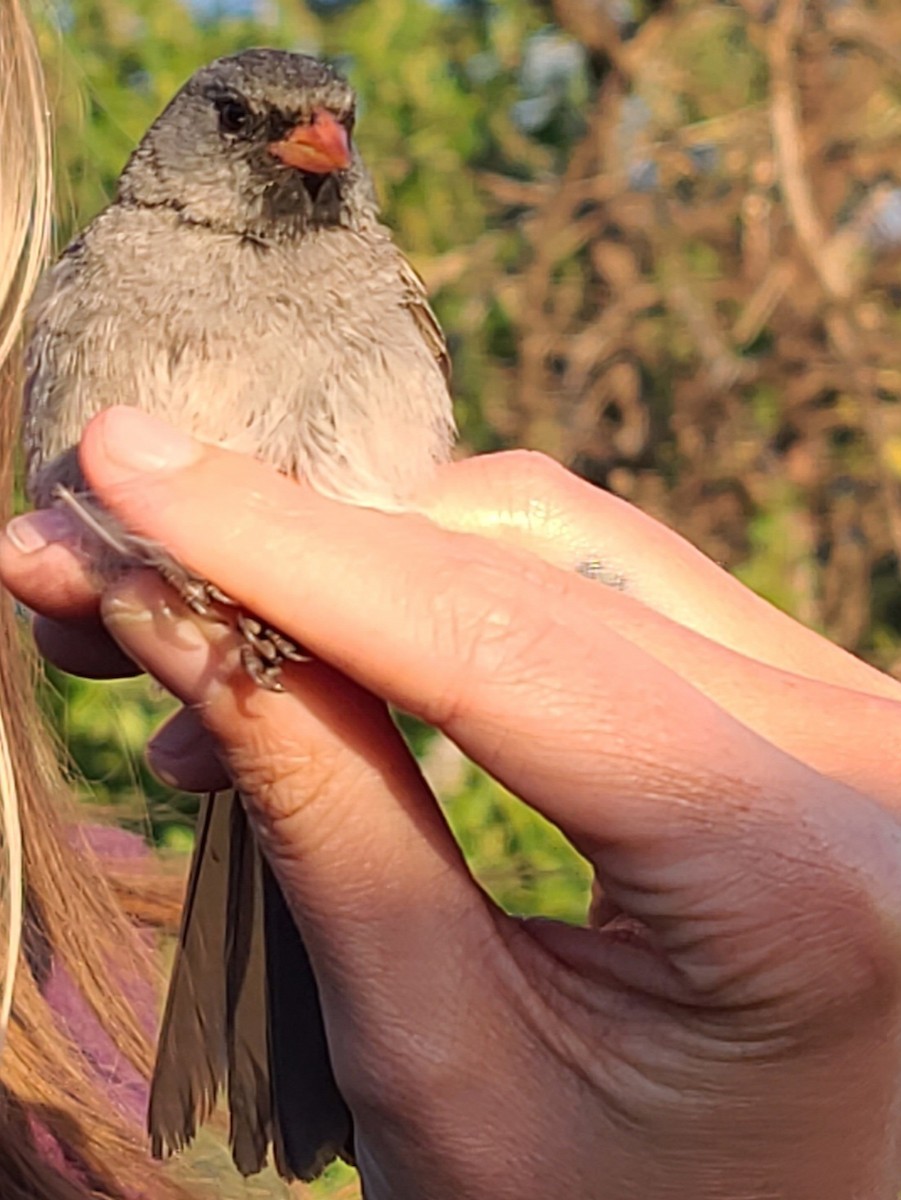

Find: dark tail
<box><xmin>148</xmin><ymin>792</ymin><xmax>354</xmax><ymax>1180</ymax></box>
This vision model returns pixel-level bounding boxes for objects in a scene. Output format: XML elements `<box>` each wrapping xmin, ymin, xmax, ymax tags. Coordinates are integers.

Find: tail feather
<box><xmin>148</xmin><ymin>792</ymin><xmax>231</xmax><ymax>1156</ymax></box>
<box><xmin>263</xmin><ymin>857</ymin><xmax>354</xmax><ymax>1180</ymax></box>
<box><xmin>149</xmin><ymin>790</ymin><xmax>354</xmax><ymax>1180</ymax></box>
<box><xmin>225</xmin><ymin>797</ymin><xmax>272</xmax><ymax>1174</ymax></box>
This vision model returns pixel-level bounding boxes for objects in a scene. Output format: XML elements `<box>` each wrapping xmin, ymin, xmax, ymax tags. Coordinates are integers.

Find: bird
<box><xmin>22</xmin><ymin>48</ymin><xmax>455</xmax><ymax>1180</ymax></box>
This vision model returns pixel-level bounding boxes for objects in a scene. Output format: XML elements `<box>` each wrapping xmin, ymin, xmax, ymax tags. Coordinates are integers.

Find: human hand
<box><xmin>3</xmin><ymin>407</ymin><xmax>901</xmax><ymax>1199</ymax></box>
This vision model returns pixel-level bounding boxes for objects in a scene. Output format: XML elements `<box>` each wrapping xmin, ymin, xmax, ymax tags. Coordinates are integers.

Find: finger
<box><xmin>420</xmin><ymin>455</ymin><xmax>901</xmax><ymax>804</ymax></box>
<box><xmin>146</xmin><ymin>706</ymin><xmax>231</xmax><ymax>792</ymax></box>
<box><xmin>0</xmin><ymin>509</ymin><xmax>104</xmax><ymax>621</ymax></box>
<box><xmin>34</xmin><ymin>614</ymin><xmax>141</xmax><ymax>679</ymax></box>
<box><xmin>499</xmin><ymin>571</ymin><xmax>901</xmax><ymax>809</ymax></box>
<box><xmin>416</xmin><ymin>457</ymin><xmax>901</xmax><ymax>804</ymax></box>
<box><xmin>418</xmin><ymin>452</ymin><xmax>901</xmax><ymax>701</ymax></box>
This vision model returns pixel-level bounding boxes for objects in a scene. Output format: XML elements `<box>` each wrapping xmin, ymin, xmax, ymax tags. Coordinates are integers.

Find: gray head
<box><xmin>118</xmin><ymin>49</ymin><xmax>378</xmax><ymax>241</ymax></box>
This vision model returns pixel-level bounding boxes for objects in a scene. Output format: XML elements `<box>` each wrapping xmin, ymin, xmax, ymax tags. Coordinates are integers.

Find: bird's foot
<box><xmin>52</xmin><ymin>485</ymin><xmax>307</xmax><ymax>691</ymax></box>
<box><xmin>155</xmin><ymin>564</ymin><xmax>309</xmax><ymax>691</ymax></box>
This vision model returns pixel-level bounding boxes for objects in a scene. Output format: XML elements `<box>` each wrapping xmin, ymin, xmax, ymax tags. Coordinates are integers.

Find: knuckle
<box><xmin>418</xmin><ymin>547</ymin><xmax>571</xmax><ymax>731</ymax></box>
<box><xmin>226</xmin><ymin>725</ymin><xmax>363</xmax><ymax>841</ymax></box>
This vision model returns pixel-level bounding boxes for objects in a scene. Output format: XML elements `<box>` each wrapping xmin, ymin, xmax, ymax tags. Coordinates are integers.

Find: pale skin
<box><xmin>3</xmin><ymin>407</ymin><xmax>901</xmax><ymax>1198</ymax></box>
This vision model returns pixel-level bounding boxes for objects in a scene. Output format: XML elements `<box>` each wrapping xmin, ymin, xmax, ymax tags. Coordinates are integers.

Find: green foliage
<box><xmin>29</xmin><ymin>0</ymin><xmax>901</xmax><ymax>1190</ymax></box>
<box><xmin>446</xmin><ymin>764</ymin><xmax>591</xmax><ymax>924</ymax></box>
<box><xmin>33</xmin><ymin>0</ymin><xmax>596</xmax><ymax>864</ymax></box>
<box><xmin>39</xmin><ymin>0</ymin><xmax>588</xmax><ymax>452</ymax></box>
<box><xmin>39</xmin><ymin>664</ymin><xmax>197</xmax><ymax>841</ymax></box>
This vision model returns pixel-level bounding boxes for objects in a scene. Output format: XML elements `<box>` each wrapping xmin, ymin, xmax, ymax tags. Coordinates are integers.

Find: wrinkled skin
<box><xmin>4</xmin><ymin>406</ymin><xmax>901</xmax><ymax>1200</ymax></box>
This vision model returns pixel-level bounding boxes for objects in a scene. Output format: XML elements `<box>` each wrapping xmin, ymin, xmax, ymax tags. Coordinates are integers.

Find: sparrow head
<box><xmin>118</xmin><ymin>49</ymin><xmax>378</xmax><ymax>240</ymax></box>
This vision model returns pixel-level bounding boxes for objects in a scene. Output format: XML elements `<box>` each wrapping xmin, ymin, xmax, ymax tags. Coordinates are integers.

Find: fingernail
<box><xmin>102</xmin><ymin>584</ymin><xmax>238</xmax><ymax>697</ymax></box>
<box><xmin>102</xmin><ymin>589</ymin><xmax>204</xmax><ymax>642</ymax></box>
<box><xmin>148</xmin><ymin>720</ymin><xmax>232</xmax><ymax>793</ymax></box>
<box><xmin>5</xmin><ymin>509</ymin><xmax>78</xmax><ymax>553</ymax></box>
<box><xmin>100</xmin><ymin>590</ymin><xmax>157</xmax><ymax>633</ymax></box>
<box><xmin>148</xmin><ymin>714</ymin><xmax>204</xmax><ymax>761</ymax></box>
<box><xmin>102</xmin><ymin>591</ymin><xmax>208</xmax><ymax>680</ymax></box>
<box><xmin>95</xmin><ymin>408</ymin><xmax>202</xmax><ymax>477</ymax></box>
<box><xmin>148</xmin><ymin>761</ymin><xmax>180</xmax><ymax>789</ymax></box>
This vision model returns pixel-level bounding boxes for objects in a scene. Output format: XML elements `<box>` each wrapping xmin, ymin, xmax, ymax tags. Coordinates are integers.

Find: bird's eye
<box><xmin>216</xmin><ymin>96</ymin><xmax>252</xmax><ymax>136</ymax></box>
<box><xmin>340</xmin><ymin>107</ymin><xmax>356</xmax><ymax>134</ymax></box>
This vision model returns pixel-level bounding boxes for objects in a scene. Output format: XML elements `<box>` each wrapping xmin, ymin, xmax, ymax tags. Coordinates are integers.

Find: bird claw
<box><xmin>204</xmin><ymin>583</ymin><xmax>237</xmax><ymax>608</ymax></box>
<box><xmin>240</xmin><ymin>644</ymin><xmax>286</xmax><ymax>691</ymax></box>
<box><xmin>161</xmin><ymin>570</ymin><xmax>229</xmax><ymax>621</ymax></box>
<box><xmin>236</xmin><ymin>613</ymin><xmax>309</xmax><ymax>689</ymax></box>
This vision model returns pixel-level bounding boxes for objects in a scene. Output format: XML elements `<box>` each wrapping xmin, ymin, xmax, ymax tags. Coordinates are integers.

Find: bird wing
<box><xmin>397</xmin><ymin>254</ymin><xmax>452</xmax><ymax>385</ymax></box>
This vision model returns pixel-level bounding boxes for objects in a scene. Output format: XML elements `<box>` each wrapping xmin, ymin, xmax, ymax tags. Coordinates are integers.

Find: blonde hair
<box><xmin>0</xmin><ymin>3</ymin><xmax>200</xmax><ymax>1196</ymax></box>
<box><xmin>0</xmin><ymin>0</ymin><xmax>51</xmax><ymax>369</ymax></box>
<box><xmin>0</xmin><ymin>0</ymin><xmax>50</xmax><ymax>1056</ymax></box>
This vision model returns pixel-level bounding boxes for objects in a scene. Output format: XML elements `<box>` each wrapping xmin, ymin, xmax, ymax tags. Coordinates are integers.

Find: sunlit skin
<box><xmin>3</xmin><ymin>406</ymin><xmax>901</xmax><ymax>1199</ymax></box>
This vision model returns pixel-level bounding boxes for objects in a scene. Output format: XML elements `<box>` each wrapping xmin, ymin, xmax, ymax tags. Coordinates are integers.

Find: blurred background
<box><xmin>29</xmin><ymin>0</ymin><xmax>901</xmax><ymax>1189</ymax></box>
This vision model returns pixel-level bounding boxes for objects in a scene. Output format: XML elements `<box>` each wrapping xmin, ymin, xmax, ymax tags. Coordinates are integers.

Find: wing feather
<box><xmin>397</xmin><ymin>255</ymin><xmax>451</xmax><ymax>384</ymax></box>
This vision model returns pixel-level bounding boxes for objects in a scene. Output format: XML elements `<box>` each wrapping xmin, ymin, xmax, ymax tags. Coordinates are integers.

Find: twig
<box><xmin>766</xmin><ymin>0</ymin><xmax>850</xmax><ymax>298</ymax></box>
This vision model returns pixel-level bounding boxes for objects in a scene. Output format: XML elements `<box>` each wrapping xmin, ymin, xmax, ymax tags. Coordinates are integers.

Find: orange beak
<box><xmin>268</xmin><ymin>110</ymin><xmax>351</xmax><ymax>174</ymax></box>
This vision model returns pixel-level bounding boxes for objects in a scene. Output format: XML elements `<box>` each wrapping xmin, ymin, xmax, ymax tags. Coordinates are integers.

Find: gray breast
<box><xmin>24</xmin><ymin>204</ymin><xmax>454</xmax><ymax>508</ymax></box>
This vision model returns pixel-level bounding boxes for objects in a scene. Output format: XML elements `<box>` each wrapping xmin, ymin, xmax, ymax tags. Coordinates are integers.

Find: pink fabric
<box><xmin>36</xmin><ymin>826</ymin><xmax>156</xmax><ymax>1192</ymax></box>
